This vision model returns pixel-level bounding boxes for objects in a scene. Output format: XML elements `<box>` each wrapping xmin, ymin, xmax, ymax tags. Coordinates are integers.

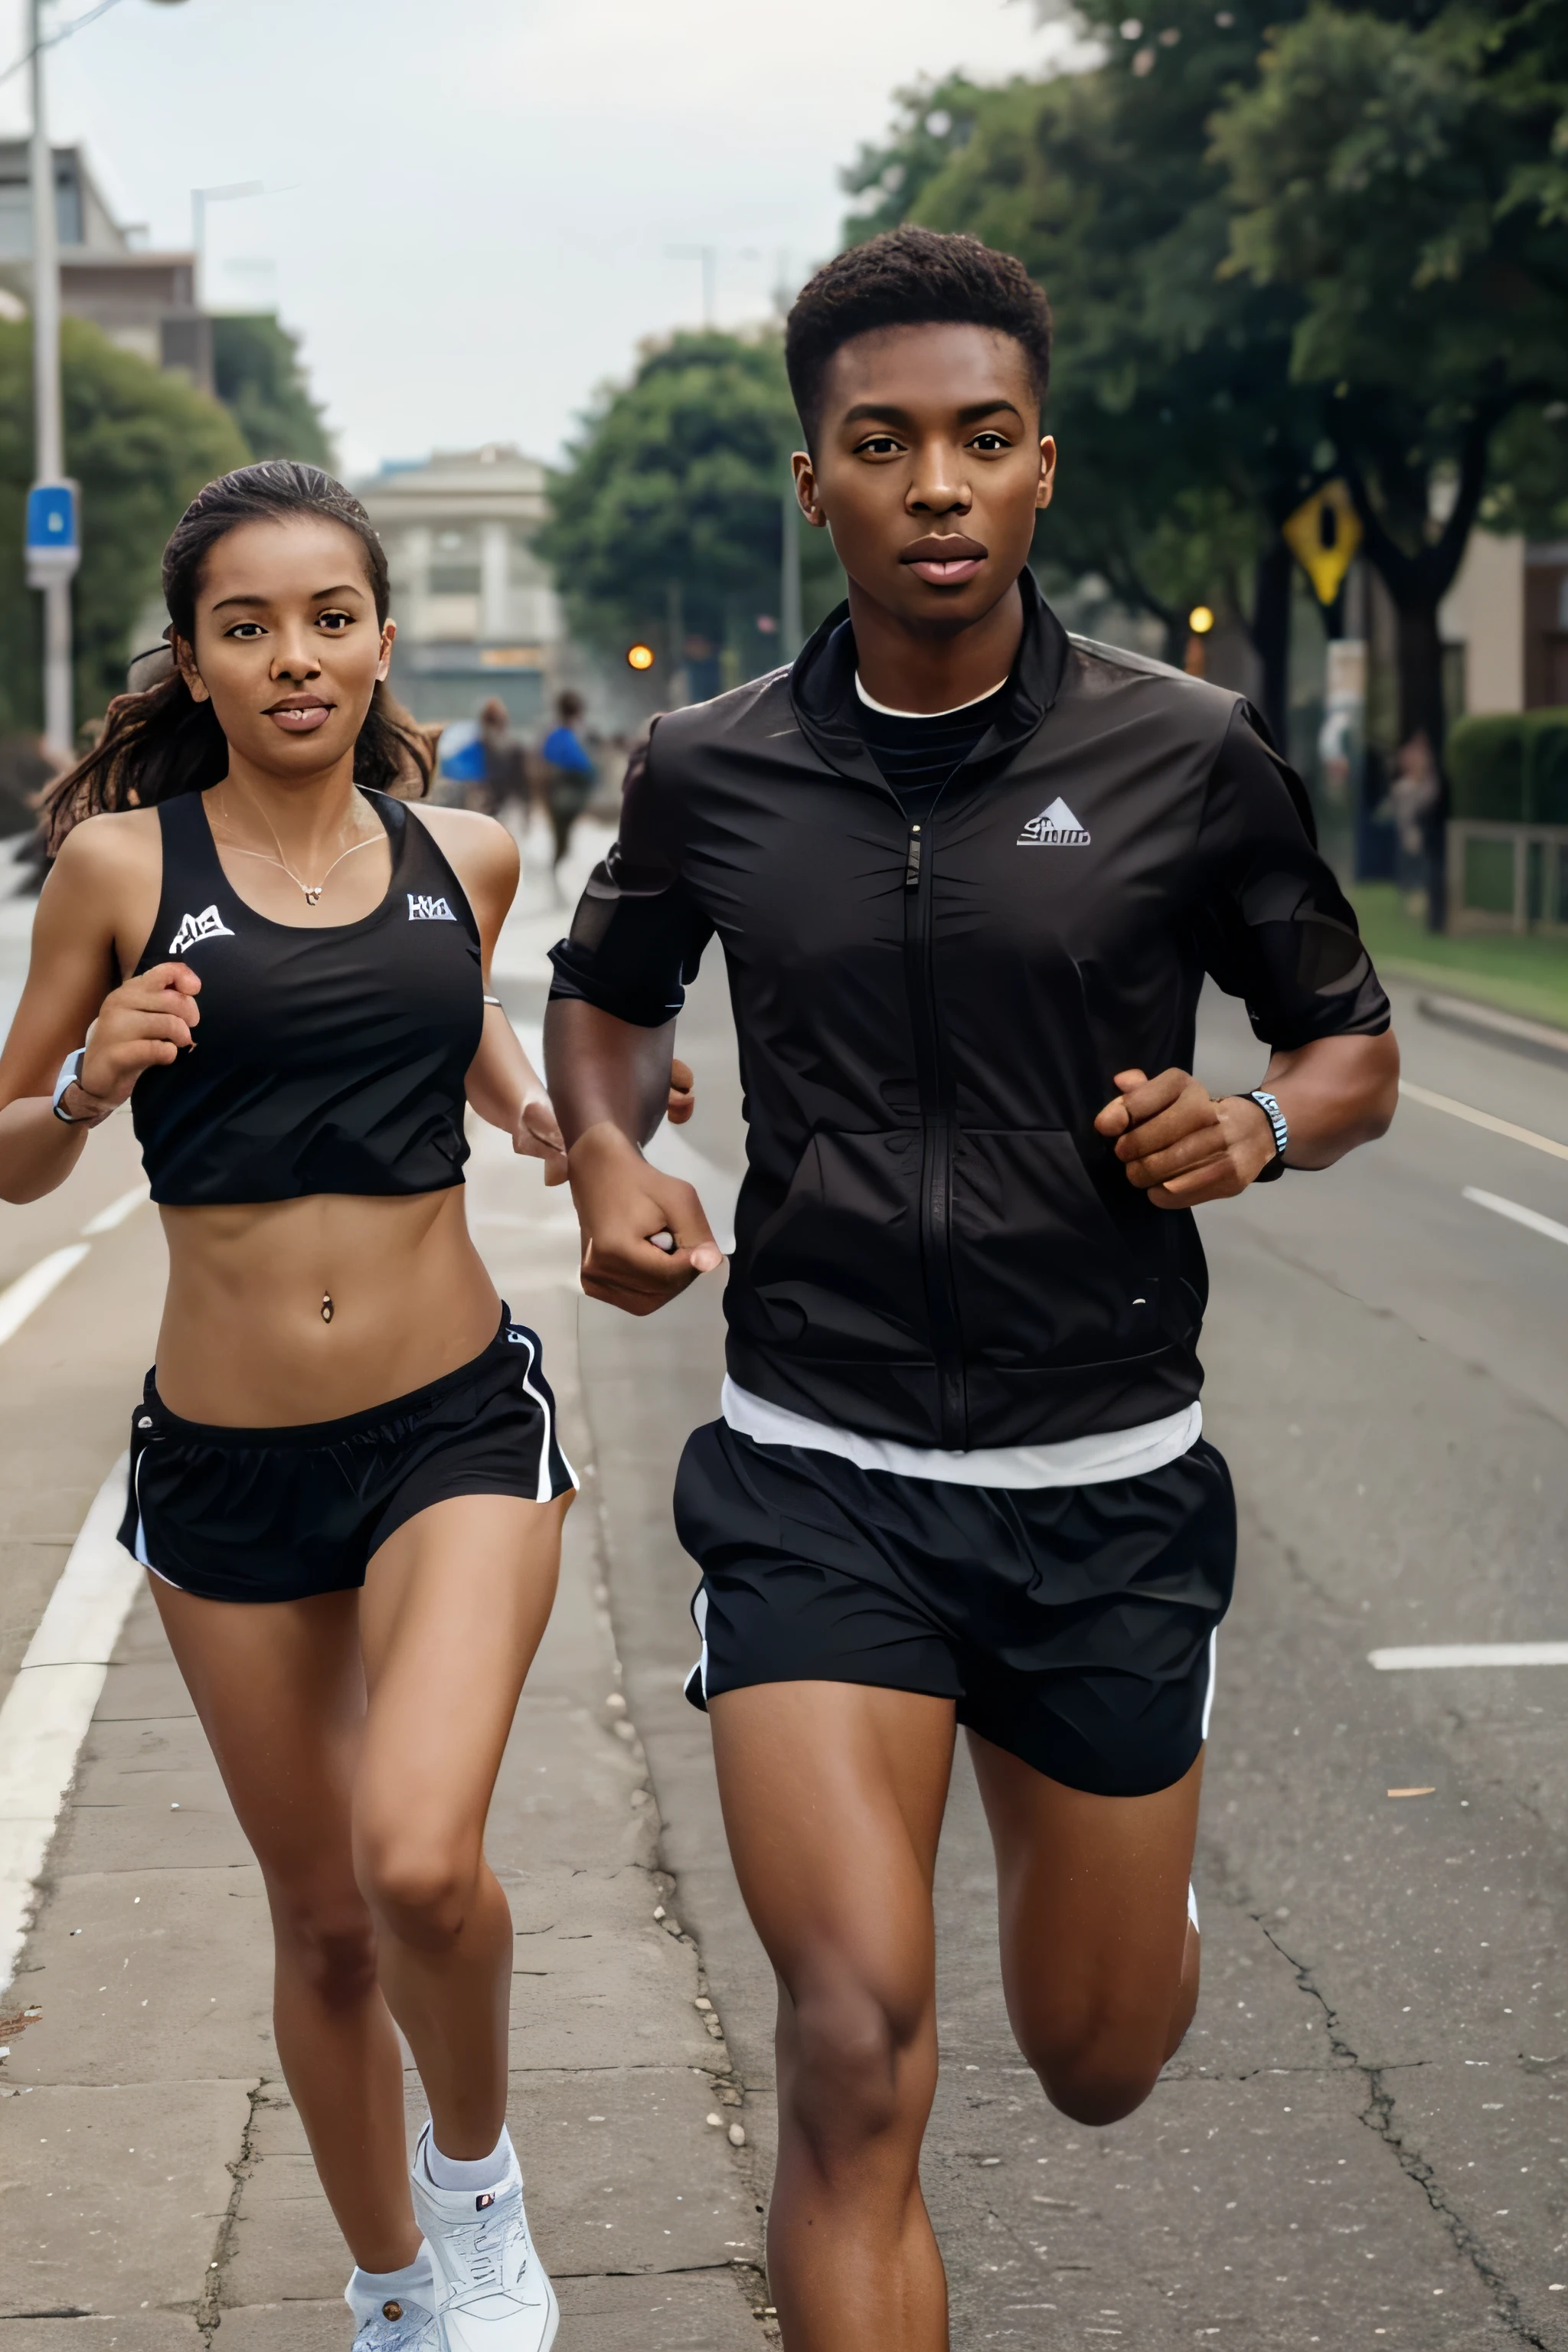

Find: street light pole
<box><xmin>664</xmin><ymin>244</ymin><xmax>717</xmax><ymax>329</ymax></box>
<box><xmin>191</xmin><ymin>180</ymin><xmax>264</xmax><ymax>308</ymax></box>
<box><xmin>24</xmin><ymin>0</ymin><xmax>189</xmax><ymax>760</ymax></box>
<box><xmin>28</xmin><ymin>0</ymin><xmax>73</xmax><ymax>760</ymax></box>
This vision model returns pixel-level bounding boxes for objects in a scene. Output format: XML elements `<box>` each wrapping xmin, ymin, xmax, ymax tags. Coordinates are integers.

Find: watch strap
<box><xmin>1246</xmin><ymin>1087</ymin><xmax>1289</xmax><ymax>1181</ymax></box>
<box><xmin>52</xmin><ymin>1048</ymin><xmax>93</xmax><ymax>1125</ymax></box>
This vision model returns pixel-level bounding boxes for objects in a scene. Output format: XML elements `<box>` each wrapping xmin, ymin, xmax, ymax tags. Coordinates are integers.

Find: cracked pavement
<box><xmin>579</xmin><ymin>955</ymin><xmax>1568</xmax><ymax>2349</ymax></box>
<box><xmin>2</xmin><ymin>822</ymin><xmax>1565</xmax><ymax>2348</ymax></box>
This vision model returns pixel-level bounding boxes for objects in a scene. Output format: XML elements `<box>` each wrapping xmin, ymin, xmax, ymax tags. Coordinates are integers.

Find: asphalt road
<box><xmin>1</xmin><ymin>811</ymin><xmax>1565</xmax><ymax>2350</ymax></box>
<box><xmin>583</xmin><ymin>936</ymin><xmax>1568</xmax><ymax>2352</ymax></box>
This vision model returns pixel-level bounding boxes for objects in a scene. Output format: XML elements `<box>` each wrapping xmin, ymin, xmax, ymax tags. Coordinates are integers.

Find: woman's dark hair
<box><xmin>42</xmin><ymin>460</ymin><xmax>435</xmax><ymax>850</ymax></box>
<box><xmin>785</xmin><ymin>227</ymin><xmax>1053</xmax><ymax>448</ymax></box>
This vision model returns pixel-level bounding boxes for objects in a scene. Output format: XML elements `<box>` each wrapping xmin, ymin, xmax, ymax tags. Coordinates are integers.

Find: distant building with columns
<box><xmin>355</xmin><ymin>446</ymin><xmax>561</xmax><ymax>732</ymax></box>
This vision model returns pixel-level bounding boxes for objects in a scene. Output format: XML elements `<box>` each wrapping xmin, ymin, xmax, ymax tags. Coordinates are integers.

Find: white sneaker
<box><xmin>410</xmin><ymin>2124</ymin><xmax>559</xmax><ymax>2352</ymax></box>
<box><xmin>351</xmin><ymin>2293</ymin><xmax>440</xmax><ymax>2350</ymax></box>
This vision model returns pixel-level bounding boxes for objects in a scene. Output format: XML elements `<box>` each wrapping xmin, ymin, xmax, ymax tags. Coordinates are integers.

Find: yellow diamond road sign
<box><xmin>1283</xmin><ymin>480</ymin><xmax>1362</xmax><ymax>606</ymax></box>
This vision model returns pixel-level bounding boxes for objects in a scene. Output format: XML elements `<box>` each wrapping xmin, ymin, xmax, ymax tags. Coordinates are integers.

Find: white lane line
<box><xmin>1462</xmin><ymin>1187</ymin><xmax>1568</xmax><ymax>1250</ymax></box>
<box><xmin>0</xmin><ymin>1457</ymin><xmax>139</xmax><ymax>1999</ymax></box>
<box><xmin>1399</xmin><ymin>1079</ymin><xmax>1568</xmax><ymax>1162</ymax></box>
<box><xmin>80</xmin><ymin>1185</ymin><xmax>148</xmax><ymax>1236</ymax></box>
<box><xmin>0</xmin><ymin>1243</ymin><xmax>90</xmax><ymax>1348</ymax></box>
<box><xmin>1370</xmin><ymin>1643</ymin><xmax>1568</xmax><ymax>1671</ymax></box>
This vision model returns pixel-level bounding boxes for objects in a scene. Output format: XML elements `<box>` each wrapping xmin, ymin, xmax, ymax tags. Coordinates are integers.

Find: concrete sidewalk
<box><xmin>0</xmin><ymin>831</ymin><xmax>769</xmax><ymax>2350</ymax></box>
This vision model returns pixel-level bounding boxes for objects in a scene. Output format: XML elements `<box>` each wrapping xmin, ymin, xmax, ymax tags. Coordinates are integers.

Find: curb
<box><xmin>1416</xmin><ymin>991</ymin><xmax>1568</xmax><ymax>1073</ymax></box>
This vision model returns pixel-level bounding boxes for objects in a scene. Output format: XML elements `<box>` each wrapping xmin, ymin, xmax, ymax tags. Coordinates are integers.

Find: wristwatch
<box><xmin>1246</xmin><ymin>1087</ymin><xmax>1289</xmax><ymax>1182</ymax></box>
<box><xmin>52</xmin><ymin>1048</ymin><xmax>100</xmax><ymax>1126</ymax></box>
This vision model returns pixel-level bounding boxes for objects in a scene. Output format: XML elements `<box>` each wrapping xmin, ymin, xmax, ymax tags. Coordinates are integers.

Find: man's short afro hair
<box><xmin>785</xmin><ymin>227</ymin><xmax>1052</xmax><ymax>445</ymax></box>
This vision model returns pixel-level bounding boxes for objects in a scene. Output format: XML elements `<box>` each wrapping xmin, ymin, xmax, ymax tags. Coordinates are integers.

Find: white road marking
<box><xmin>1399</xmin><ymin>1080</ymin><xmax>1568</xmax><ymax>1162</ymax></box>
<box><xmin>0</xmin><ymin>1458</ymin><xmax>139</xmax><ymax>1999</ymax></box>
<box><xmin>1462</xmin><ymin>1187</ymin><xmax>1568</xmax><ymax>1250</ymax></box>
<box><xmin>0</xmin><ymin>1243</ymin><xmax>90</xmax><ymax>1348</ymax></box>
<box><xmin>1370</xmin><ymin>1643</ymin><xmax>1568</xmax><ymax>1671</ymax></box>
<box><xmin>80</xmin><ymin>1186</ymin><xmax>148</xmax><ymax>1236</ymax></box>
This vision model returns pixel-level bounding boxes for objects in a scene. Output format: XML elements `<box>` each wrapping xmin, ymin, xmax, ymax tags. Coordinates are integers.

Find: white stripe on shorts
<box><xmin>1200</xmin><ymin>1629</ymin><xmax>1218</xmax><ymax>1743</ymax></box>
<box><xmin>511</xmin><ymin>1326</ymin><xmax>577</xmax><ymax>1503</ymax></box>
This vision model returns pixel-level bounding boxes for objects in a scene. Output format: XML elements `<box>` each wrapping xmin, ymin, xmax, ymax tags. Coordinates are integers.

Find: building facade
<box><xmin>0</xmin><ymin>142</ymin><xmax>211</xmax><ymax>392</ymax></box>
<box><xmin>355</xmin><ymin>447</ymin><xmax>561</xmax><ymax>733</ymax></box>
<box><xmin>1439</xmin><ymin>531</ymin><xmax>1568</xmax><ymax>719</ymax></box>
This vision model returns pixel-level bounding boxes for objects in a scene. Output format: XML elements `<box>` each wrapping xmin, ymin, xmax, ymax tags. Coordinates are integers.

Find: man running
<box><xmin>544</xmin><ymin>227</ymin><xmax>1398</xmax><ymax>2352</ymax></box>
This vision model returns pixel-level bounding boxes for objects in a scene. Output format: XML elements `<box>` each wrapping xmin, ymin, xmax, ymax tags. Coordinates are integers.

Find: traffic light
<box><xmin>626</xmin><ymin>643</ymin><xmax>655</xmax><ymax>671</ymax></box>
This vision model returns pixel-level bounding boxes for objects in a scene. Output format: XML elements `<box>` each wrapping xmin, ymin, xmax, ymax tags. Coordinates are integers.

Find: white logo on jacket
<box><xmin>168</xmin><ymin>904</ymin><xmax>236</xmax><ymax>955</ymax></box>
<box><xmin>1017</xmin><ymin>797</ymin><xmax>1090</xmax><ymax>848</ymax></box>
<box><xmin>407</xmin><ymin>893</ymin><xmax>456</xmax><ymax>920</ymax></box>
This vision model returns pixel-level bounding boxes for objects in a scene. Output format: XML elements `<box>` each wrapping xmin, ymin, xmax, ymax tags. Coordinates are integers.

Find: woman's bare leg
<box><xmin>968</xmin><ymin>1736</ymin><xmax>1204</xmax><ymax>2125</ymax></box>
<box><xmin>151</xmin><ymin>1487</ymin><xmax>569</xmax><ymax>2260</ymax></box>
<box><xmin>150</xmin><ymin>1579</ymin><xmax>419</xmax><ymax>2272</ymax></box>
<box><xmin>708</xmin><ymin>1682</ymin><xmax>957</xmax><ymax>2352</ymax></box>
<box><xmin>354</xmin><ymin>1490</ymin><xmax>570</xmax><ymax>2160</ymax></box>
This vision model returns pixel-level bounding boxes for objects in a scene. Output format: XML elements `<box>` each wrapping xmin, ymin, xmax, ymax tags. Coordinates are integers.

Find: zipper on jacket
<box><xmin>900</xmin><ymin>816</ymin><xmax>968</xmax><ymax>1448</ymax></box>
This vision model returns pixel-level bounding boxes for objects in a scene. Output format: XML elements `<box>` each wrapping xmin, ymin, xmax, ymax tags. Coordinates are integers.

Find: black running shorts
<box><xmin>119</xmin><ymin>1308</ymin><xmax>576</xmax><ymax>1605</ymax></box>
<box><xmin>674</xmin><ymin>1420</ymin><xmax>1235</xmax><ymax>1798</ymax></box>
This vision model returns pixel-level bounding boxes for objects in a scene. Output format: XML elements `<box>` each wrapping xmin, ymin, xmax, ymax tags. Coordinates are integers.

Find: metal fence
<box><xmin>1447</xmin><ymin>819</ymin><xmax>1568</xmax><ymax>935</ymax></box>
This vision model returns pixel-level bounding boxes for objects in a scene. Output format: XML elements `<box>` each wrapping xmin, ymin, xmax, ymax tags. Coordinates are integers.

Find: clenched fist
<box><xmin>1094</xmin><ymin>1067</ymin><xmax>1277</xmax><ymax>1207</ymax></box>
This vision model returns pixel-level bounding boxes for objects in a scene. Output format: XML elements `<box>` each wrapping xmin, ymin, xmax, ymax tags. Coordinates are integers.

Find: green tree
<box><xmin>1210</xmin><ymin>0</ymin><xmax>1568</xmax><ymax>753</ymax></box>
<box><xmin>842</xmin><ymin>23</ymin><xmax>1325</xmax><ymax>725</ymax></box>
<box><xmin>0</xmin><ymin>316</ymin><xmax>248</xmax><ymax>734</ymax></box>
<box><xmin>539</xmin><ymin>328</ymin><xmax>841</xmax><ymax>684</ymax></box>
<box><xmin>213</xmin><ymin>313</ymin><xmax>334</xmax><ymax>469</ymax></box>
<box><xmin>846</xmin><ymin>1</ymin><xmax>1568</xmax><ymax>776</ymax></box>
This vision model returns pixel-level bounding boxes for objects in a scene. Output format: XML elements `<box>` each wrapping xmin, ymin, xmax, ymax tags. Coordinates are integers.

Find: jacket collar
<box><xmin>788</xmin><ymin>567</ymin><xmax>1069</xmax><ymax>794</ymax></box>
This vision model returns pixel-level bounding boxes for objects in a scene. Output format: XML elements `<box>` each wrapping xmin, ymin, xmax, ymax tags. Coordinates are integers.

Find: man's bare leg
<box><xmin>709</xmin><ymin>1682</ymin><xmax>957</xmax><ymax>2352</ymax></box>
<box><xmin>969</xmin><ymin>1736</ymin><xmax>1204</xmax><ymax>2124</ymax></box>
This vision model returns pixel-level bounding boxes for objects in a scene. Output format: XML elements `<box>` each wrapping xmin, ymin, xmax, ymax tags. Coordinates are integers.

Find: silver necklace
<box><xmin>215</xmin><ymin>792</ymin><xmax>381</xmax><ymax>907</ymax></box>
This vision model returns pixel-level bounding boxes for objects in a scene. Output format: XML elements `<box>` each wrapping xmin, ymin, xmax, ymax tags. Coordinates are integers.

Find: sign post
<box><xmin>28</xmin><ymin>0</ymin><xmax>78</xmax><ymax>759</ymax></box>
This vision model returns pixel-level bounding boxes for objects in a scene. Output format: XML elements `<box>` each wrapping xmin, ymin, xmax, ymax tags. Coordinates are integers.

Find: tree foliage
<box><xmin>539</xmin><ymin>329</ymin><xmax>841</xmax><ymax>678</ymax></box>
<box><xmin>213</xmin><ymin>313</ymin><xmax>334</xmax><ymax>470</ymax></box>
<box><xmin>0</xmin><ymin>317</ymin><xmax>248</xmax><ymax>735</ymax></box>
<box><xmin>844</xmin><ymin>0</ymin><xmax>1568</xmax><ymax>755</ymax></box>
<box><xmin>841</xmin><ymin>25</ymin><xmax>1321</xmax><ymax>707</ymax></box>
<box><xmin>1212</xmin><ymin>0</ymin><xmax>1568</xmax><ymax>743</ymax></box>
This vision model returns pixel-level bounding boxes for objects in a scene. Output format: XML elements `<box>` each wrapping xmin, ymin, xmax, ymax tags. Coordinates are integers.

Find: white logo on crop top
<box><xmin>168</xmin><ymin>904</ymin><xmax>236</xmax><ymax>955</ymax></box>
<box><xmin>407</xmin><ymin>893</ymin><xmax>456</xmax><ymax>920</ymax></box>
<box><xmin>1017</xmin><ymin>797</ymin><xmax>1090</xmax><ymax>848</ymax></box>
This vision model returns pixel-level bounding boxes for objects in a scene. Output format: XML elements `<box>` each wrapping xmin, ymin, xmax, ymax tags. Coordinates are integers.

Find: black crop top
<box><xmin>130</xmin><ymin>789</ymin><xmax>483</xmax><ymax>1206</ymax></box>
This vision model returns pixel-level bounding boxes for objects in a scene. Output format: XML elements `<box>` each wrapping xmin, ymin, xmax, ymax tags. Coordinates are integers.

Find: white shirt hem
<box><xmin>720</xmin><ymin>1379</ymin><xmax>1201</xmax><ymax>1489</ymax></box>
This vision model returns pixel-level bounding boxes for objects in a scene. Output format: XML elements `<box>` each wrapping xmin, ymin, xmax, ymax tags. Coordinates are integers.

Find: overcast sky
<box><xmin>0</xmin><ymin>0</ymin><xmax>1074</xmax><ymax>479</ymax></box>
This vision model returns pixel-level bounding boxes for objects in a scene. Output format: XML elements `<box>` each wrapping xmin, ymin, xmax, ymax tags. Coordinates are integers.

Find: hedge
<box><xmin>1447</xmin><ymin>711</ymin><xmax>1568</xmax><ymax>824</ymax></box>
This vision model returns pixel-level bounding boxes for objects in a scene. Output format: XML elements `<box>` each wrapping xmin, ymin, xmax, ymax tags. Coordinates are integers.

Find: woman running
<box><xmin>0</xmin><ymin>461</ymin><xmax>649</xmax><ymax>2352</ymax></box>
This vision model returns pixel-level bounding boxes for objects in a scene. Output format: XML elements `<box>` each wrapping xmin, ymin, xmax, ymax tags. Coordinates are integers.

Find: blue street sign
<box><xmin>26</xmin><ymin>482</ymin><xmax>77</xmax><ymax>554</ymax></box>
<box><xmin>25</xmin><ymin>482</ymin><xmax>80</xmax><ymax>589</ymax></box>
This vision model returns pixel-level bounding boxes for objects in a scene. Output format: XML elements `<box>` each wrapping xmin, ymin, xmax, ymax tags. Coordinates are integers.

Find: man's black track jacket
<box><xmin>550</xmin><ymin>577</ymin><xmax>1390</xmax><ymax>1452</ymax></box>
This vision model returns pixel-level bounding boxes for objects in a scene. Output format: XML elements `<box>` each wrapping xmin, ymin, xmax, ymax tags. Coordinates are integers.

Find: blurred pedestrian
<box><xmin>538</xmin><ymin>690</ymin><xmax>596</xmax><ymax>897</ymax></box>
<box><xmin>1390</xmin><ymin>729</ymin><xmax>1442</xmax><ymax>923</ymax></box>
<box><xmin>475</xmin><ymin>696</ymin><xmax>528</xmax><ymax>831</ymax></box>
